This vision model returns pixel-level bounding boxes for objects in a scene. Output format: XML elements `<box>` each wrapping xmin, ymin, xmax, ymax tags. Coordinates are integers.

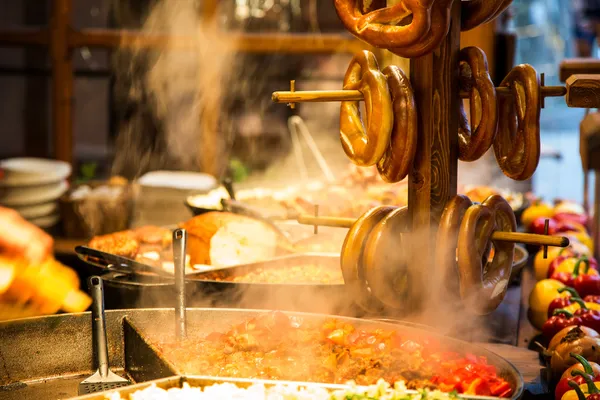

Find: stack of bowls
<box><xmin>0</xmin><ymin>158</ymin><xmax>71</xmax><ymax>229</ymax></box>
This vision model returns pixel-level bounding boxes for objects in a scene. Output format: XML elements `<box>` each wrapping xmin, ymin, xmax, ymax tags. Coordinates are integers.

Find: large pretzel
<box><xmin>390</xmin><ymin>0</ymin><xmax>453</xmax><ymax>58</ymax></box>
<box><xmin>457</xmin><ymin>195</ymin><xmax>516</xmax><ymax>315</ymax></box>
<box><xmin>493</xmin><ymin>64</ymin><xmax>541</xmax><ymax>181</ymax></box>
<box><xmin>376</xmin><ymin>66</ymin><xmax>418</xmax><ymax>183</ymax></box>
<box><xmin>334</xmin><ymin>0</ymin><xmax>434</xmax><ymax>49</ymax></box>
<box><xmin>362</xmin><ymin>207</ymin><xmax>416</xmax><ymax>312</ymax></box>
<box><xmin>340</xmin><ymin>206</ymin><xmax>395</xmax><ymax>313</ymax></box>
<box><xmin>340</xmin><ymin>51</ymin><xmax>394</xmax><ymax>167</ymax></box>
<box><xmin>434</xmin><ymin>195</ymin><xmax>473</xmax><ymax>298</ymax></box>
<box><xmin>458</xmin><ymin>47</ymin><xmax>498</xmax><ymax>162</ymax></box>
<box><xmin>461</xmin><ymin>0</ymin><xmax>513</xmax><ymax>32</ymax></box>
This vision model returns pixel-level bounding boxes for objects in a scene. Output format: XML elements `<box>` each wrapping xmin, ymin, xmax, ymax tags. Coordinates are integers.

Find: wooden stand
<box><xmin>409</xmin><ymin>1</ymin><xmax>460</xmax><ymax>271</ymax></box>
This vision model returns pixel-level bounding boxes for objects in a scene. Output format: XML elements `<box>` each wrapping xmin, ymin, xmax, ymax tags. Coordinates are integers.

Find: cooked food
<box><xmin>202</xmin><ymin>264</ymin><xmax>344</xmax><ymax>285</ymax></box>
<box><xmin>106</xmin><ymin>379</ymin><xmax>464</xmax><ymax>400</ymax></box>
<box><xmin>151</xmin><ymin>312</ymin><xmax>513</xmax><ymax>397</ymax></box>
<box><xmin>181</xmin><ymin>212</ymin><xmax>292</xmax><ymax>267</ymax></box>
<box><xmin>0</xmin><ymin>256</ymin><xmax>91</xmax><ymax>320</ymax></box>
<box><xmin>88</xmin><ymin>231</ymin><xmax>139</xmax><ymax>259</ymax></box>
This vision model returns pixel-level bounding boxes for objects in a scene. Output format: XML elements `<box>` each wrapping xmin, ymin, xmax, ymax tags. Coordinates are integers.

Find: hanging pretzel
<box><xmin>334</xmin><ymin>0</ymin><xmax>434</xmax><ymax>49</ymax></box>
<box><xmin>457</xmin><ymin>195</ymin><xmax>516</xmax><ymax>315</ymax></box>
<box><xmin>340</xmin><ymin>206</ymin><xmax>395</xmax><ymax>313</ymax></box>
<box><xmin>340</xmin><ymin>50</ymin><xmax>394</xmax><ymax>167</ymax></box>
<box><xmin>376</xmin><ymin>66</ymin><xmax>418</xmax><ymax>183</ymax></box>
<box><xmin>461</xmin><ymin>0</ymin><xmax>513</xmax><ymax>32</ymax></box>
<box><xmin>493</xmin><ymin>64</ymin><xmax>541</xmax><ymax>180</ymax></box>
<box><xmin>458</xmin><ymin>46</ymin><xmax>498</xmax><ymax>162</ymax></box>
<box><xmin>390</xmin><ymin>0</ymin><xmax>453</xmax><ymax>58</ymax></box>
<box><xmin>434</xmin><ymin>194</ymin><xmax>473</xmax><ymax>297</ymax></box>
<box><xmin>362</xmin><ymin>207</ymin><xmax>416</xmax><ymax>311</ymax></box>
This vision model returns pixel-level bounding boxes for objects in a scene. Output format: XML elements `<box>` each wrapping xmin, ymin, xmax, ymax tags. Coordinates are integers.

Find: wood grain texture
<box><xmin>559</xmin><ymin>58</ymin><xmax>600</xmax><ymax>82</ymax></box>
<box><xmin>408</xmin><ymin>0</ymin><xmax>460</xmax><ymax>273</ymax></box>
<box><xmin>566</xmin><ymin>74</ymin><xmax>600</xmax><ymax>108</ymax></box>
<box><xmin>50</xmin><ymin>0</ymin><xmax>73</xmax><ymax>166</ymax></box>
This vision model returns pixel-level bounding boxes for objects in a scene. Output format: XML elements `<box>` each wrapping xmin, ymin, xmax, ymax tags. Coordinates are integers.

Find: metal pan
<box><xmin>0</xmin><ymin>308</ymin><xmax>525</xmax><ymax>400</ymax></box>
<box><xmin>69</xmin><ymin>375</ymin><xmax>512</xmax><ymax>400</ymax></box>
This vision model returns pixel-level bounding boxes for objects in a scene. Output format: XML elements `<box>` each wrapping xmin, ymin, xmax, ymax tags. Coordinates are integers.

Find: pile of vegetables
<box><xmin>524</xmin><ymin>200</ymin><xmax>600</xmax><ymax>398</ymax></box>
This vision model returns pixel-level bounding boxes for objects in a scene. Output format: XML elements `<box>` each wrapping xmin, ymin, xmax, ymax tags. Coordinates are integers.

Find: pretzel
<box><xmin>334</xmin><ymin>0</ymin><xmax>434</xmax><ymax>49</ymax></box>
<box><xmin>458</xmin><ymin>47</ymin><xmax>498</xmax><ymax>161</ymax></box>
<box><xmin>376</xmin><ymin>66</ymin><xmax>417</xmax><ymax>183</ymax></box>
<box><xmin>493</xmin><ymin>64</ymin><xmax>541</xmax><ymax>180</ymax></box>
<box><xmin>390</xmin><ymin>0</ymin><xmax>453</xmax><ymax>58</ymax></box>
<box><xmin>362</xmin><ymin>206</ymin><xmax>414</xmax><ymax>311</ymax></box>
<box><xmin>461</xmin><ymin>0</ymin><xmax>513</xmax><ymax>32</ymax></box>
<box><xmin>340</xmin><ymin>205</ymin><xmax>395</xmax><ymax>312</ymax></box>
<box><xmin>457</xmin><ymin>195</ymin><xmax>516</xmax><ymax>315</ymax></box>
<box><xmin>340</xmin><ymin>51</ymin><xmax>394</xmax><ymax>166</ymax></box>
<box><xmin>434</xmin><ymin>195</ymin><xmax>473</xmax><ymax>298</ymax></box>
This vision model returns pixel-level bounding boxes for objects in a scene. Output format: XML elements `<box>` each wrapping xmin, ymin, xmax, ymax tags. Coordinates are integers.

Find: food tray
<box><xmin>69</xmin><ymin>375</ymin><xmax>512</xmax><ymax>400</ymax></box>
<box><xmin>0</xmin><ymin>308</ymin><xmax>524</xmax><ymax>400</ymax></box>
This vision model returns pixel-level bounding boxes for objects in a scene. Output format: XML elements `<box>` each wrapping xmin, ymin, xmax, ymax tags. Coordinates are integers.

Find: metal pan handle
<box><xmin>88</xmin><ymin>276</ymin><xmax>109</xmax><ymax>377</ymax></box>
<box><xmin>173</xmin><ymin>229</ymin><xmax>187</xmax><ymax>339</ymax></box>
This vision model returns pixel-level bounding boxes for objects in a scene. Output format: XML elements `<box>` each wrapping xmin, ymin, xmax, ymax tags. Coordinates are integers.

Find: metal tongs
<box><xmin>173</xmin><ymin>228</ymin><xmax>187</xmax><ymax>340</ymax></box>
<box><xmin>74</xmin><ymin>245</ymin><xmax>173</xmax><ymax>278</ymax></box>
<box><xmin>287</xmin><ymin>115</ymin><xmax>335</xmax><ymax>183</ymax></box>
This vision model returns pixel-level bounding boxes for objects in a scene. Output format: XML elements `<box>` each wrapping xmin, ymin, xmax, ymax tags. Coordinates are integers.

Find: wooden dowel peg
<box><xmin>289</xmin><ymin>80</ymin><xmax>296</xmax><ymax>110</ymax></box>
<box><xmin>273</xmin><ymin>85</ymin><xmax>568</xmax><ymax>106</ymax></box>
<box><xmin>543</xmin><ymin>218</ymin><xmax>549</xmax><ymax>258</ymax></box>
<box><xmin>297</xmin><ymin>214</ymin><xmax>570</xmax><ymax>248</ymax></box>
<box><xmin>313</xmin><ymin>204</ymin><xmax>319</xmax><ymax>235</ymax></box>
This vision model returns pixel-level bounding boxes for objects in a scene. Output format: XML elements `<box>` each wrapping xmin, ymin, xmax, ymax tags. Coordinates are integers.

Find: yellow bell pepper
<box><xmin>529</xmin><ymin>279</ymin><xmax>569</xmax><ymax>330</ymax></box>
<box><xmin>522</xmin><ymin>202</ymin><xmax>554</xmax><ymax>229</ymax></box>
<box><xmin>554</xmin><ymin>258</ymin><xmax>599</xmax><ymax>277</ymax></box>
<box><xmin>561</xmin><ymin>380</ymin><xmax>600</xmax><ymax>400</ymax></box>
<box><xmin>535</xmin><ymin>247</ymin><xmax>576</xmax><ymax>281</ymax></box>
<box><xmin>563</xmin><ymin>301</ymin><xmax>600</xmax><ymax>314</ymax></box>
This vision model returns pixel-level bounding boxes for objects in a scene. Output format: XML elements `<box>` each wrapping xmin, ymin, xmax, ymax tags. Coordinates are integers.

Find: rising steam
<box><xmin>111</xmin><ymin>0</ymin><xmax>235</xmax><ymax>179</ymax></box>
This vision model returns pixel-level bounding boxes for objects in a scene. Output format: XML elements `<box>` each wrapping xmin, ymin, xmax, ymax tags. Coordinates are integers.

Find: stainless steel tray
<box><xmin>68</xmin><ymin>375</ymin><xmax>515</xmax><ymax>400</ymax></box>
<box><xmin>0</xmin><ymin>308</ymin><xmax>524</xmax><ymax>400</ymax></box>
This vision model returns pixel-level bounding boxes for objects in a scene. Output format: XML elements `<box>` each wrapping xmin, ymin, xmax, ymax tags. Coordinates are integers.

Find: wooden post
<box><xmin>408</xmin><ymin>1</ymin><xmax>460</xmax><ymax>271</ymax></box>
<box><xmin>50</xmin><ymin>0</ymin><xmax>73</xmax><ymax>166</ymax></box>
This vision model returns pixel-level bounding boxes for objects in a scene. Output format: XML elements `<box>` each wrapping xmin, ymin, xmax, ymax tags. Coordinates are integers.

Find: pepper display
<box><xmin>550</xmin><ymin>327</ymin><xmax>600</xmax><ymax>377</ymax></box>
<box><xmin>556</xmin><ymin>354</ymin><xmax>599</xmax><ymax>400</ymax></box>
<box><xmin>563</xmin><ymin>371</ymin><xmax>600</xmax><ymax>400</ymax></box>
<box><xmin>549</xmin><ymin>288</ymin><xmax>583</xmax><ymax>318</ymax></box>
<box><xmin>550</xmin><ymin>258</ymin><xmax>599</xmax><ymax>281</ymax></box>
<box><xmin>530</xmin><ymin>279</ymin><xmax>570</xmax><ymax>329</ymax></box>
<box><xmin>576</xmin><ymin>276</ymin><xmax>600</xmax><ymax>299</ymax></box>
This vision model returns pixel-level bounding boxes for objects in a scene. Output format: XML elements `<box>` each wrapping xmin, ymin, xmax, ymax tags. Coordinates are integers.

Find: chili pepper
<box><xmin>543</xmin><ymin>309</ymin><xmax>583</xmax><ymax>340</ymax></box>
<box><xmin>577</xmin><ymin>275</ymin><xmax>600</xmax><ymax>299</ymax></box>
<box><xmin>563</xmin><ymin>371</ymin><xmax>600</xmax><ymax>400</ymax></box>
<box><xmin>556</xmin><ymin>354</ymin><xmax>596</xmax><ymax>400</ymax></box>
<box><xmin>550</xmin><ymin>288</ymin><xmax>583</xmax><ymax>318</ymax></box>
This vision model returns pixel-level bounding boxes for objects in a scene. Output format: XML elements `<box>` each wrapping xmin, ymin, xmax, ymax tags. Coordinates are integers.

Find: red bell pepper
<box><xmin>552</xmin><ymin>260</ymin><xmax>597</xmax><ymax>287</ymax></box>
<box><xmin>576</xmin><ymin>274</ymin><xmax>600</xmax><ymax>299</ymax></box>
<box><xmin>574</xmin><ymin>305</ymin><xmax>600</xmax><ymax>333</ymax></box>
<box><xmin>549</xmin><ymin>255</ymin><xmax>577</xmax><ymax>279</ymax></box>
<box><xmin>585</xmin><ymin>296</ymin><xmax>600</xmax><ymax>305</ymax></box>
<box><xmin>556</xmin><ymin>354</ymin><xmax>597</xmax><ymax>400</ymax></box>
<box><xmin>549</xmin><ymin>288</ymin><xmax>582</xmax><ymax>318</ymax></box>
<box><xmin>543</xmin><ymin>309</ymin><xmax>583</xmax><ymax>339</ymax></box>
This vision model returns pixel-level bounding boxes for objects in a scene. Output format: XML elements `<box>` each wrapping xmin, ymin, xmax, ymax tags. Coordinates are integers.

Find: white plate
<box><xmin>0</xmin><ymin>158</ymin><xmax>71</xmax><ymax>187</ymax></box>
<box><xmin>0</xmin><ymin>180</ymin><xmax>69</xmax><ymax>207</ymax></box>
<box><xmin>138</xmin><ymin>171</ymin><xmax>217</xmax><ymax>191</ymax></box>
<box><xmin>10</xmin><ymin>202</ymin><xmax>58</xmax><ymax>219</ymax></box>
<box><xmin>27</xmin><ymin>213</ymin><xmax>60</xmax><ymax>229</ymax></box>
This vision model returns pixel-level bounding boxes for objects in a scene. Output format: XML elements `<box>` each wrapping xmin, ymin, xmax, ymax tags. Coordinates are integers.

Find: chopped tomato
<box><xmin>490</xmin><ymin>381</ymin><xmax>512</xmax><ymax>397</ymax></box>
<box><xmin>464</xmin><ymin>378</ymin><xmax>491</xmax><ymax>396</ymax></box>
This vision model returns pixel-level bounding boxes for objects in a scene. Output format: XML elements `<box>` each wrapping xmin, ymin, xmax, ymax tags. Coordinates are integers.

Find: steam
<box><xmin>111</xmin><ymin>0</ymin><xmax>235</xmax><ymax>179</ymax></box>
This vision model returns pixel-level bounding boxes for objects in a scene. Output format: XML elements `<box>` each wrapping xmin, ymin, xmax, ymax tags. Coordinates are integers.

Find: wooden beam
<box><xmin>0</xmin><ymin>28</ymin><xmax>49</xmax><ymax>46</ymax></box>
<box><xmin>50</xmin><ymin>0</ymin><xmax>73</xmax><ymax>165</ymax></box>
<box><xmin>408</xmin><ymin>1</ymin><xmax>460</xmax><ymax>289</ymax></box>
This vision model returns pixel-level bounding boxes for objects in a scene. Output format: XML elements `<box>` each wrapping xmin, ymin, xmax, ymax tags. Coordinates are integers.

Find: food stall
<box><xmin>2</xmin><ymin>1</ymin><xmax>600</xmax><ymax>400</ymax></box>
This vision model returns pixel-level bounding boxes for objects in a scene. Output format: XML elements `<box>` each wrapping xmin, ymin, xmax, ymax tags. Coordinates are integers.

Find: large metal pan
<box><xmin>69</xmin><ymin>375</ymin><xmax>513</xmax><ymax>400</ymax></box>
<box><xmin>0</xmin><ymin>308</ymin><xmax>524</xmax><ymax>400</ymax></box>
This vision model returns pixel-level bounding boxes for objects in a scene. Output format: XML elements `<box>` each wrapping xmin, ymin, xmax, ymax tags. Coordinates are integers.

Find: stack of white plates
<box><xmin>0</xmin><ymin>158</ymin><xmax>71</xmax><ymax>228</ymax></box>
